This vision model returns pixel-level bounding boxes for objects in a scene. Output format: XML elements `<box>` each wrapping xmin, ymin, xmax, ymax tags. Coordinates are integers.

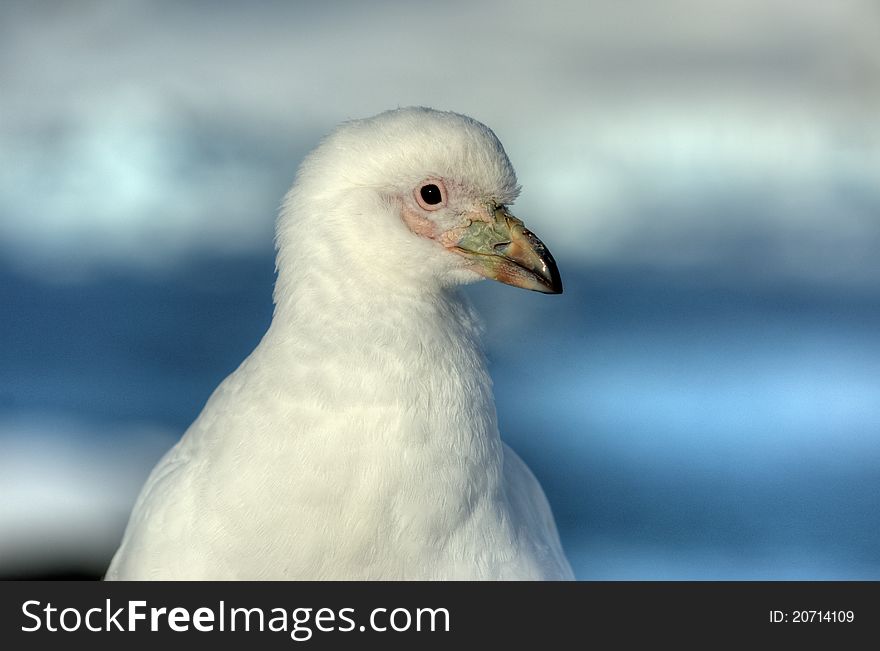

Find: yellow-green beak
<box><xmin>453</xmin><ymin>206</ymin><xmax>563</xmax><ymax>294</ymax></box>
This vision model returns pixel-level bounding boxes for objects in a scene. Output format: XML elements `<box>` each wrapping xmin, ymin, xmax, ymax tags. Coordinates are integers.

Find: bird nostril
<box><xmin>493</xmin><ymin>242</ymin><xmax>511</xmax><ymax>253</ymax></box>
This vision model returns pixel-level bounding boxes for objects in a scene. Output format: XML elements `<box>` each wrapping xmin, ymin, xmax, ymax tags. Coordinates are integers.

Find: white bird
<box><xmin>106</xmin><ymin>107</ymin><xmax>573</xmax><ymax>580</ymax></box>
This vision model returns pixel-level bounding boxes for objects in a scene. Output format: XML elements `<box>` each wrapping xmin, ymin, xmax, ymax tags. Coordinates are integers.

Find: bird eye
<box><xmin>415</xmin><ymin>180</ymin><xmax>446</xmax><ymax>210</ymax></box>
<box><xmin>421</xmin><ymin>184</ymin><xmax>441</xmax><ymax>204</ymax></box>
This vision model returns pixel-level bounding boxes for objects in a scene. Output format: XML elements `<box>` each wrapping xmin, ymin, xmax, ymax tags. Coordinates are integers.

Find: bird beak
<box><xmin>452</xmin><ymin>205</ymin><xmax>563</xmax><ymax>294</ymax></box>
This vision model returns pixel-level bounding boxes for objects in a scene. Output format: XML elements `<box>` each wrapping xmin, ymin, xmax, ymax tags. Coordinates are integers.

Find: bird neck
<box><xmin>262</xmin><ymin>270</ymin><xmax>502</xmax><ymax>458</ymax></box>
<box><xmin>254</xmin><ymin>280</ymin><xmax>505</xmax><ymax>506</ymax></box>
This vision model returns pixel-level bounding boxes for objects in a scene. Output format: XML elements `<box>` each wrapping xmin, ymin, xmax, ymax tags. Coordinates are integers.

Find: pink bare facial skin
<box><xmin>399</xmin><ymin>177</ymin><xmax>493</xmax><ymax>251</ymax></box>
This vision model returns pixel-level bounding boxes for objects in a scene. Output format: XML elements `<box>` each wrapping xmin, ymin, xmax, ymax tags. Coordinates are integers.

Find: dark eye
<box><xmin>415</xmin><ymin>179</ymin><xmax>447</xmax><ymax>210</ymax></box>
<box><xmin>420</xmin><ymin>184</ymin><xmax>442</xmax><ymax>205</ymax></box>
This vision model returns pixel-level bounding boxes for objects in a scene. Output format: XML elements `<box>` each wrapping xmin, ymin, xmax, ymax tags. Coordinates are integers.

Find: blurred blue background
<box><xmin>1</xmin><ymin>0</ymin><xmax>878</xmax><ymax>579</ymax></box>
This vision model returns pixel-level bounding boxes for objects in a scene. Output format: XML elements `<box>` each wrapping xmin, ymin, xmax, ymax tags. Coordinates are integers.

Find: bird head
<box><xmin>277</xmin><ymin>107</ymin><xmax>562</xmax><ymax>296</ymax></box>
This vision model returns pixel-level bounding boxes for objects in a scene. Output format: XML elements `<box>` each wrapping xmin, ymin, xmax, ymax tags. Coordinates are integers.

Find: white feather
<box><xmin>106</xmin><ymin>107</ymin><xmax>573</xmax><ymax>580</ymax></box>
